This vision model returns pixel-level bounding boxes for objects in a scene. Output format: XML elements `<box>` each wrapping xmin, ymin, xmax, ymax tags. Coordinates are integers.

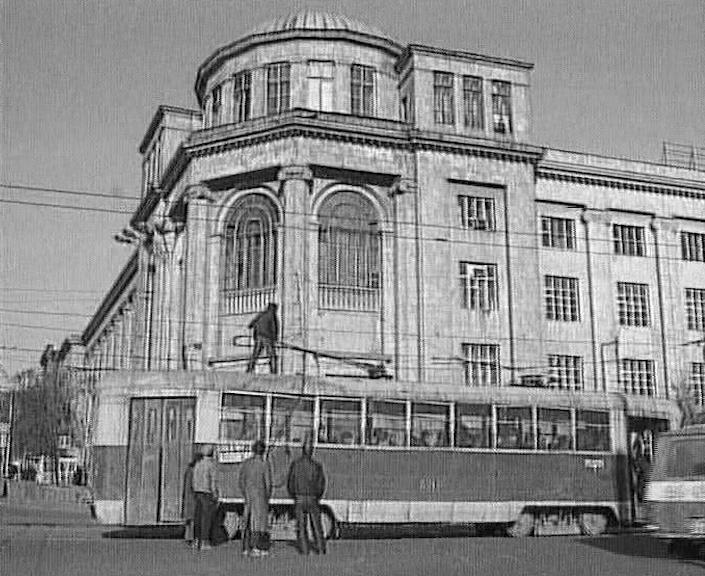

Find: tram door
<box><xmin>125</xmin><ymin>398</ymin><xmax>195</xmax><ymax>525</ymax></box>
<box><xmin>627</xmin><ymin>417</ymin><xmax>669</xmax><ymax>520</ymax></box>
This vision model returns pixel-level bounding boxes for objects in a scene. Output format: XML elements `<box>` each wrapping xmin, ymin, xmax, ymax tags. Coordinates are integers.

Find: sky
<box><xmin>1</xmin><ymin>0</ymin><xmax>703</xmax><ymax>376</ymax></box>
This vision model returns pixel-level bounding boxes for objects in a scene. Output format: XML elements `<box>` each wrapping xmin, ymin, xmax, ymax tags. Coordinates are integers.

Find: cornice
<box><xmin>397</xmin><ymin>43</ymin><xmax>534</xmax><ymax>74</ymax></box>
<box><xmin>139</xmin><ymin>105</ymin><xmax>202</xmax><ymax>154</ymax></box>
<box><xmin>537</xmin><ymin>160</ymin><xmax>705</xmax><ymax>199</ymax></box>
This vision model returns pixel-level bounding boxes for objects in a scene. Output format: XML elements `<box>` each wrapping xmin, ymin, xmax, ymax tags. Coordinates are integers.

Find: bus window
<box><xmin>666</xmin><ymin>438</ymin><xmax>705</xmax><ymax>478</ymax></box>
<box><xmin>271</xmin><ymin>395</ymin><xmax>314</xmax><ymax>445</ymax></box>
<box><xmin>367</xmin><ymin>400</ymin><xmax>407</xmax><ymax>447</ymax></box>
<box><xmin>496</xmin><ymin>407</ymin><xmax>534</xmax><ymax>449</ymax></box>
<box><xmin>537</xmin><ymin>408</ymin><xmax>572</xmax><ymax>451</ymax></box>
<box><xmin>411</xmin><ymin>403</ymin><xmax>450</xmax><ymax>447</ymax></box>
<box><xmin>318</xmin><ymin>399</ymin><xmax>361</xmax><ymax>445</ymax></box>
<box><xmin>576</xmin><ymin>410</ymin><xmax>610</xmax><ymax>452</ymax></box>
<box><xmin>220</xmin><ymin>393</ymin><xmax>266</xmax><ymax>442</ymax></box>
<box><xmin>455</xmin><ymin>404</ymin><xmax>491</xmax><ymax>448</ymax></box>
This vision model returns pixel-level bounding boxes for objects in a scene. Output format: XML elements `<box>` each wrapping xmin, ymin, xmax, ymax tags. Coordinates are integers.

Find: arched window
<box><xmin>222</xmin><ymin>195</ymin><xmax>278</xmax><ymax>314</ymax></box>
<box><xmin>318</xmin><ymin>191</ymin><xmax>380</xmax><ymax>311</ymax></box>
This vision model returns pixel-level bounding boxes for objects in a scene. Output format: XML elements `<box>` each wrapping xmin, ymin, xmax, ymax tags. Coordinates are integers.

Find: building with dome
<box><xmin>79</xmin><ymin>11</ymin><xmax>705</xmax><ymax>525</ymax></box>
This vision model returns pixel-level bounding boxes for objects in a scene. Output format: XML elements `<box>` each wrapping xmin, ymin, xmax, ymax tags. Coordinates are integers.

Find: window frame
<box><xmin>459</xmin><ymin>262</ymin><xmax>498</xmax><ymax>311</ymax></box>
<box><xmin>233</xmin><ymin>70</ymin><xmax>252</xmax><ymax>123</ymax></box>
<box><xmin>547</xmin><ymin>354</ymin><xmax>584</xmax><ymax>391</ymax></box>
<box><xmin>617</xmin><ymin>282</ymin><xmax>650</xmax><ymax>327</ymax></box>
<box><xmin>462</xmin><ymin>75</ymin><xmax>484</xmax><ymax>130</ymax></box>
<box><xmin>458</xmin><ymin>195</ymin><xmax>495</xmax><ymax>231</ymax></box>
<box><xmin>317</xmin><ymin>397</ymin><xmax>363</xmax><ymax>447</ymax></box>
<box><xmin>491</xmin><ymin>80</ymin><xmax>512</xmax><ymax>134</ymax></box>
<box><xmin>613</xmin><ymin>224</ymin><xmax>647</xmax><ymax>257</ymax></box>
<box><xmin>681</xmin><ymin>231</ymin><xmax>705</xmax><ymax>262</ymax></box>
<box><xmin>620</xmin><ymin>358</ymin><xmax>656</xmax><ymax>396</ymax></box>
<box><xmin>685</xmin><ymin>287</ymin><xmax>705</xmax><ymax>331</ymax></box>
<box><xmin>541</xmin><ymin>216</ymin><xmax>576</xmax><ymax>250</ymax></box>
<box><xmin>433</xmin><ymin>71</ymin><xmax>455</xmax><ymax>125</ymax></box>
<box><xmin>266</xmin><ymin>62</ymin><xmax>291</xmax><ymax>116</ymax></box>
<box><xmin>544</xmin><ymin>275</ymin><xmax>580</xmax><ymax>322</ymax></box>
<box><xmin>462</xmin><ymin>343</ymin><xmax>500</xmax><ymax>387</ymax></box>
<box><xmin>351</xmin><ymin>64</ymin><xmax>375</xmax><ymax>117</ymax></box>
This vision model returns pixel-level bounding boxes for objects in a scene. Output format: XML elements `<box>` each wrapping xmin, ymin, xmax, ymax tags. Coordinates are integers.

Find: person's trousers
<box><xmin>294</xmin><ymin>496</ymin><xmax>326</xmax><ymax>554</ymax></box>
<box><xmin>247</xmin><ymin>337</ymin><xmax>278</xmax><ymax>373</ymax></box>
<box><xmin>193</xmin><ymin>492</ymin><xmax>217</xmax><ymax>544</ymax></box>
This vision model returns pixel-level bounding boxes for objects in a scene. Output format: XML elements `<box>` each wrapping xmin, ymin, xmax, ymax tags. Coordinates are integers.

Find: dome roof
<box><xmin>247</xmin><ymin>9</ymin><xmax>389</xmax><ymax>40</ymax></box>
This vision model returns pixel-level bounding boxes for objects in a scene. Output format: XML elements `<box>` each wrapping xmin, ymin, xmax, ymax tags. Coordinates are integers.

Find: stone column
<box><xmin>278</xmin><ymin>165</ymin><xmax>313</xmax><ymax>375</ymax></box>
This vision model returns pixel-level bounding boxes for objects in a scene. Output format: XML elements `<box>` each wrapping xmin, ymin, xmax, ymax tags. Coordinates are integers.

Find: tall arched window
<box><xmin>222</xmin><ymin>195</ymin><xmax>278</xmax><ymax>314</ymax></box>
<box><xmin>318</xmin><ymin>191</ymin><xmax>380</xmax><ymax>311</ymax></box>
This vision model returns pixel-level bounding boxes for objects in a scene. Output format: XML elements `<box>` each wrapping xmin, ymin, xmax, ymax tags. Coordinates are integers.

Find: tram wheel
<box><xmin>507</xmin><ymin>512</ymin><xmax>535</xmax><ymax>537</ymax></box>
<box><xmin>579</xmin><ymin>512</ymin><xmax>608</xmax><ymax>536</ymax></box>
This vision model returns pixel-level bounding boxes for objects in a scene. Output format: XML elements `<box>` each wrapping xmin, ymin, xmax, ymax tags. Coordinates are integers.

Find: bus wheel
<box><xmin>320</xmin><ymin>508</ymin><xmax>337</xmax><ymax>540</ymax></box>
<box><xmin>507</xmin><ymin>513</ymin><xmax>535</xmax><ymax>537</ymax></box>
<box><xmin>579</xmin><ymin>512</ymin><xmax>608</xmax><ymax>536</ymax></box>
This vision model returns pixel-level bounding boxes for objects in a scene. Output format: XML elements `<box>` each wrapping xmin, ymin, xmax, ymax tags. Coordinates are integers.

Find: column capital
<box><xmin>278</xmin><ymin>165</ymin><xmax>313</xmax><ymax>182</ymax></box>
<box><xmin>389</xmin><ymin>177</ymin><xmax>418</xmax><ymax>197</ymax></box>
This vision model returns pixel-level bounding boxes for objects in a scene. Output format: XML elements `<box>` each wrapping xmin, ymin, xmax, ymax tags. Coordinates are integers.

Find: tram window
<box><xmin>411</xmin><ymin>403</ymin><xmax>450</xmax><ymax>447</ymax></box>
<box><xmin>537</xmin><ymin>408</ymin><xmax>572</xmax><ymax>451</ymax></box>
<box><xmin>220</xmin><ymin>393</ymin><xmax>266</xmax><ymax>442</ymax></box>
<box><xmin>367</xmin><ymin>400</ymin><xmax>407</xmax><ymax>447</ymax></box>
<box><xmin>496</xmin><ymin>407</ymin><xmax>534</xmax><ymax>449</ymax></box>
<box><xmin>318</xmin><ymin>399</ymin><xmax>361</xmax><ymax>445</ymax></box>
<box><xmin>271</xmin><ymin>396</ymin><xmax>314</xmax><ymax>445</ymax></box>
<box><xmin>455</xmin><ymin>404</ymin><xmax>492</xmax><ymax>448</ymax></box>
<box><xmin>576</xmin><ymin>410</ymin><xmax>611</xmax><ymax>451</ymax></box>
<box><xmin>666</xmin><ymin>438</ymin><xmax>705</xmax><ymax>478</ymax></box>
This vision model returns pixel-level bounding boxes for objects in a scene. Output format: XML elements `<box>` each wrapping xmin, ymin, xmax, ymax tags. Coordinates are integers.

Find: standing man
<box><xmin>192</xmin><ymin>445</ymin><xmax>219</xmax><ymax>550</ymax></box>
<box><xmin>238</xmin><ymin>440</ymin><xmax>273</xmax><ymax>557</ymax></box>
<box><xmin>247</xmin><ymin>302</ymin><xmax>279</xmax><ymax>374</ymax></box>
<box><xmin>287</xmin><ymin>442</ymin><xmax>327</xmax><ymax>555</ymax></box>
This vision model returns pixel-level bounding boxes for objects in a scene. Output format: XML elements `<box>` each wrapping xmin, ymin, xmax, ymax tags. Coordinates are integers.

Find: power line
<box><xmin>0</xmin><ymin>183</ymin><xmax>140</xmax><ymax>201</ymax></box>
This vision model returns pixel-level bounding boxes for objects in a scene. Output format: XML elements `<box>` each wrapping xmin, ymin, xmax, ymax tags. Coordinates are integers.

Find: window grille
<box><xmin>686</xmin><ymin>288</ymin><xmax>705</xmax><ymax>331</ymax></box>
<box><xmin>541</xmin><ymin>216</ymin><xmax>576</xmax><ymax>250</ymax></box>
<box><xmin>691</xmin><ymin>363</ymin><xmax>705</xmax><ymax>406</ymax></box>
<box><xmin>351</xmin><ymin>64</ymin><xmax>375</xmax><ymax>116</ymax></box>
<box><xmin>613</xmin><ymin>224</ymin><xmax>646</xmax><ymax>256</ymax></box>
<box><xmin>547</xmin><ymin>355</ymin><xmax>583</xmax><ymax>390</ymax></box>
<box><xmin>462</xmin><ymin>75</ymin><xmax>483</xmax><ymax>129</ymax></box>
<box><xmin>433</xmin><ymin>71</ymin><xmax>455</xmax><ymax>125</ymax></box>
<box><xmin>491</xmin><ymin>80</ymin><xmax>512</xmax><ymax>134</ymax></box>
<box><xmin>233</xmin><ymin>70</ymin><xmax>251</xmax><ymax>123</ymax></box>
<box><xmin>266</xmin><ymin>62</ymin><xmax>290</xmax><ymax>115</ymax></box>
<box><xmin>462</xmin><ymin>343</ymin><xmax>500</xmax><ymax>387</ymax></box>
<box><xmin>620</xmin><ymin>359</ymin><xmax>656</xmax><ymax>396</ymax></box>
<box><xmin>460</xmin><ymin>262</ymin><xmax>497</xmax><ymax>311</ymax></box>
<box><xmin>617</xmin><ymin>282</ymin><xmax>650</xmax><ymax>326</ymax></box>
<box><xmin>681</xmin><ymin>231</ymin><xmax>705</xmax><ymax>262</ymax></box>
<box><xmin>544</xmin><ymin>275</ymin><xmax>580</xmax><ymax>321</ymax></box>
<box><xmin>458</xmin><ymin>195</ymin><xmax>495</xmax><ymax>231</ymax></box>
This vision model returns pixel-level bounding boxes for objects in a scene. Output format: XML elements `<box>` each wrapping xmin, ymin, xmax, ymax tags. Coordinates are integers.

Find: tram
<box><xmin>90</xmin><ymin>371</ymin><xmax>679</xmax><ymax>537</ymax></box>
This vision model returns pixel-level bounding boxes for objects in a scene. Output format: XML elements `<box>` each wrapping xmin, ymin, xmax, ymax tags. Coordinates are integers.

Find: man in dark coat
<box><xmin>246</xmin><ymin>303</ymin><xmax>279</xmax><ymax>374</ymax></box>
<box><xmin>238</xmin><ymin>440</ymin><xmax>273</xmax><ymax>557</ymax></box>
<box><xmin>192</xmin><ymin>445</ymin><xmax>219</xmax><ymax>550</ymax></box>
<box><xmin>287</xmin><ymin>442</ymin><xmax>327</xmax><ymax>555</ymax></box>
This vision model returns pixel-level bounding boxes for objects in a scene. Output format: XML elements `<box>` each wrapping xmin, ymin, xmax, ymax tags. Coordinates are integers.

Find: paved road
<box><xmin>1</xmin><ymin>503</ymin><xmax>703</xmax><ymax>576</ymax></box>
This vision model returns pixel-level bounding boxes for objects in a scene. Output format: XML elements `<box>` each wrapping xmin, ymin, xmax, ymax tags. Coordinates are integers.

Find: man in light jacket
<box><xmin>238</xmin><ymin>440</ymin><xmax>273</xmax><ymax>557</ymax></box>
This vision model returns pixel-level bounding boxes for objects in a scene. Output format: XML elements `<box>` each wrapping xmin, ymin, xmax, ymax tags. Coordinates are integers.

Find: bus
<box><xmin>90</xmin><ymin>371</ymin><xmax>680</xmax><ymax>538</ymax></box>
<box><xmin>644</xmin><ymin>422</ymin><xmax>705</xmax><ymax>555</ymax></box>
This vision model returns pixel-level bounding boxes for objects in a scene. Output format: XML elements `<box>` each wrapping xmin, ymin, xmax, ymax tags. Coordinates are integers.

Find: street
<box><xmin>1</xmin><ymin>502</ymin><xmax>704</xmax><ymax>576</ymax></box>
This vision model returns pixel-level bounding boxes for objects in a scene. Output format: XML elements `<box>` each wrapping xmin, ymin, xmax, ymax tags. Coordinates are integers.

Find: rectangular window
<box><xmin>666</xmin><ymin>438</ymin><xmax>705</xmax><ymax>478</ymax></box>
<box><xmin>613</xmin><ymin>224</ymin><xmax>646</xmax><ymax>256</ymax></box>
<box><xmin>211</xmin><ymin>85</ymin><xmax>222</xmax><ymax>125</ymax></box>
<box><xmin>307</xmin><ymin>60</ymin><xmax>334</xmax><ymax>112</ymax></box>
<box><xmin>411</xmin><ymin>403</ymin><xmax>450</xmax><ymax>447</ymax></box>
<box><xmin>270</xmin><ymin>395</ymin><xmax>314</xmax><ymax>445</ymax></box>
<box><xmin>537</xmin><ymin>408</ymin><xmax>572</xmax><ymax>451</ymax></box>
<box><xmin>576</xmin><ymin>410</ymin><xmax>611</xmax><ymax>452</ymax></box>
<box><xmin>462</xmin><ymin>343</ymin><xmax>500</xmax><ymax>387</ymax></box>
<box><xmin>220</xmin><ymin>393</ymin><xmax>266</xmax><ymax>442</ymax></box>
<box><xmin>547</xmin><ymin>355</ymin><xmax>584</xmax><ymax>390</ymax></box>
<box><xmin>496</xmin><ymin>406</ymin><xmax>534</xmax><ymax>449</ymax></box>
<box><xmin>544</xmin><ymin>275</ymin><xmax>580</xmax><ymax>321</ymax></box>
<box><xmin>318</xmin><ymin>398</ymin><xmax>361</xmax><ymax>445</ymax></box>
<box><xmin>455</xmin><ymin>404</ymin><xmax>492</xmax><ymax>448</ymax></box>
<box><xmin>691</xmin><ymin>362</ymin><xmax>705</xmax><ymax>407</ymax></box>
<box><xmin>351</xmin><ymin>64</ymin><xmax>375</xmax><ymax>116</ymax></box>
<box><xmin>433</xmin><ymin>71</ymin><xmax>454</xmax><ymax>124</ymax></box>
<box><xmin>617</xmin><ymin>282</ymin><xmax>650</xmax><ymax>326</ymax></box>
<box><xmin>621</xmin><ymin>359</ymin><xmax>656</xmax><ymax>396</ymax></box>
<box><xmin>491</xmin><ymin>80</ymin><xmax>512</xmax><ymax>134</ymax></box>
<box><xmin>266</xmin><ymin>62</ymin><xmax>290</xmax><ymax>115</ymax></box>
<box><xmin>458</xmin><ymin>195</ymin><xmax>495</xmax><ymax>231</ymax></box>
<box><xmin>233</xmin><ymin>70</ymin><xmax>251</xmax><ymax>123</ymax></box>
<box><xmin>541</xmin><ymin>216</ymin><xmax>576</xmax><ymax>250</ymax></box>
<box><xmin>366</xmin><ymin>400</ymin><xmax>407</xmax><ymax>447</ymax></box>
<box><xmin>460</xmin><ymin>262</ymin><xmax>497</xmax><ymax>311</ymax></box>
<box><xmin>462</xmin><ymin>75</ymin><xmax>483</xmax><ymax>129</ymax></box>
<box><xmin>681</xmin><ymin>231</ymin><xmax>705</xmax><ymax>262</ymax></box>
<box><xmin>685</xmin><ymin>288</ymin><xmax>705</xmax><ymax>331</ymax></box>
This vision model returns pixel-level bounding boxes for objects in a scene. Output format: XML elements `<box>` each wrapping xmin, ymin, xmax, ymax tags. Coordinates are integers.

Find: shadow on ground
<box><xmin>581</xmin><ymin>534</ymin><xmax>705</xmax><ymax>565</ymax></box>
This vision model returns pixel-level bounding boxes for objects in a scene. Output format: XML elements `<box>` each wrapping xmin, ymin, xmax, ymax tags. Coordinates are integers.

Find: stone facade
<box><xmin>82</xmin><ymin>10</ymin><xmax>705</xmax><ymax>404</ymax></box>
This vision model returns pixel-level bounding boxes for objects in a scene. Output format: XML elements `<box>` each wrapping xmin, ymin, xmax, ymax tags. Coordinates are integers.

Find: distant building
<box><xmin>80</xmin><ymin>10</ymin><xmax>704</xmax><ymax>403</ymax></box>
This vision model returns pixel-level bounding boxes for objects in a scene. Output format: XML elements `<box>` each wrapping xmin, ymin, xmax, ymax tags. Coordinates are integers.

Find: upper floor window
<box><xmin>686</xmin><ymin>287</ymin><xmax>705</xmax><ymax>331</ymax></box>
<box><xmin>547</xmin><ymin>355</ymin><xmax>584</xmax><ymax>391</ymax></box>
<box><xmin>211</xmin><ymin>85</ymin><xmax>222</xmax><ymax>125</ymax></box>
<box><xmin>460</xmin><ymin>262</ymin><xmax>497</xmax><ymax>311</ymax></box>
<box><xmin>681</xmin><ymin>231</ymin><xmax>705</xmax><ymax>262</ymax></box>
<box><xmin>691</xmin><ymin>362</ymin><xmax>705</xmax><ymax>406</ymax></box>
<box><xmin>613</xmin><ymin>224</ymin><xmax>646</xmax><ymax>256</ymax></box>
<box><xmin>541</xmin><ymin>216</ymin><xmax>575</xmax><ymax>250</ymax></box>
<box><xmin>351</xmin><ymin>64</ymin><xmax>375</xmax><ymax>116</ymax></box>
<box><xmin>458</xmin><ymin>195</ymin><xmax>495</xmax><ymax>231</ymax></box>
<box><xmin>222</xmin><ymin>195</ymin><xmax>279</xmax><ymax>315</ymax></box>
<box><xmin>463</xmin><ymin>75</ymin><xmax>484</xmax><ymax>130</ymax></box>
<box><xmin>617</xmin><ymin>282</ymin><xmax>650</xmax><ymax>327</ymax></box>
<box><xmin>620</xmin><ymin>359</ymin><xmax>655</xmax><ymax>396</ymax></box>
<box><xmin>318</xmin><ymin>191</ymin><xmax>380</xmax><ymax>312</ymax></box>
<box><xmin>307</xmin><ymin>61</ymin><xmax>334</xmax><ymax>112</ymax></box>
<box><xmin>266</xmin><ymin>62</ymin><xmax>290</xmax><ymax>115</ymax></box>
<box><xmin>433</xmin><ymin>71</ymin><xmax>454</xmax><ymax>125</ymax></box>
<box><xmin>233</xmin><ymin>70</ymin><xmax>251</xmax><ymax>123</ymax></box>
<box><xmin>491</xmin><ymin>80</ymin><xmax>512</xmax><ymax>134</ymax></box>
<box><xmin>462</xmin><ymin>343</ymin><xmax>500</xmax><ymax>387</ymax></box>
<box><xmin>544</xmin><ymin>275</ymin><xmax>580</xmax><ymax>321</ymax></box>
